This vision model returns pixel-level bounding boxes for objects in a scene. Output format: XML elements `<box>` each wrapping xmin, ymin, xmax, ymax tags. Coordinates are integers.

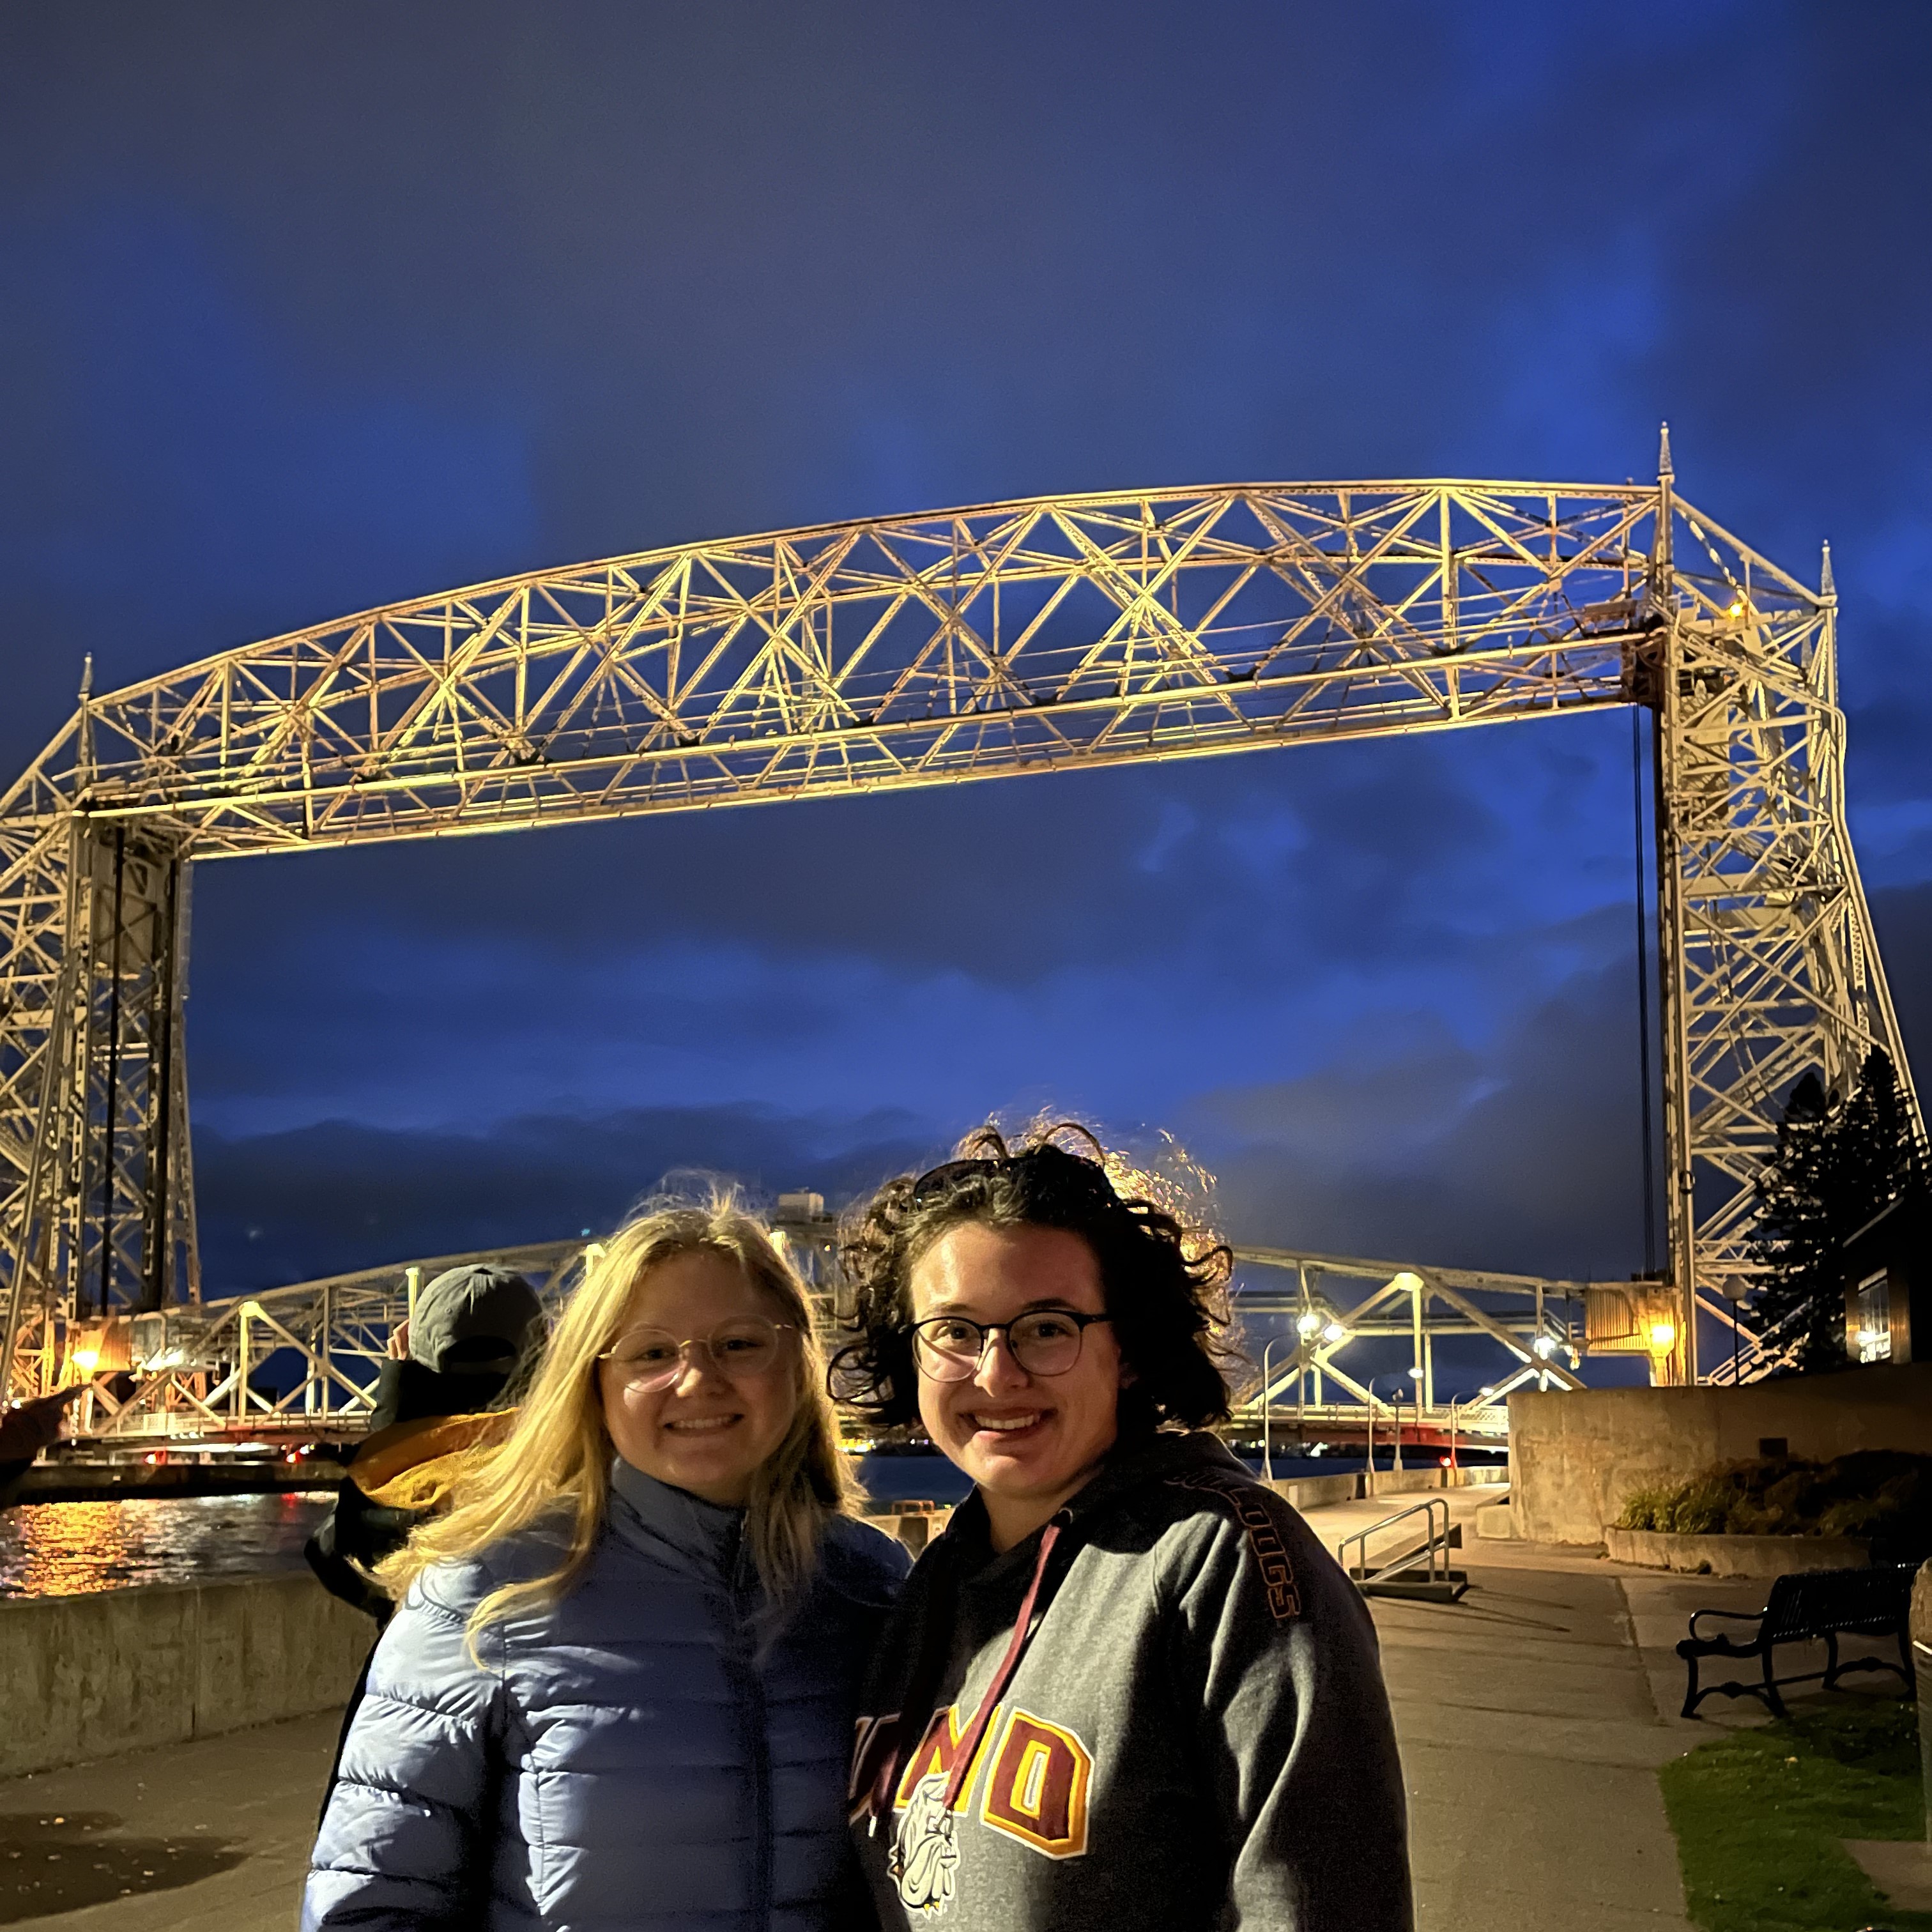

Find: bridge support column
<box><xmin>1</xmin><ymin>817</ymin><xmax>194</xmax><ymax>1397</ymax></box>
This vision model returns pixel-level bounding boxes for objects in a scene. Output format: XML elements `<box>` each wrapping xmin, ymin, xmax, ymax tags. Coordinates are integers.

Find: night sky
<box><xmin>3</xmin><ymin>3</ymin><xmax>1928</xmax><ymax>1352</ymax></box>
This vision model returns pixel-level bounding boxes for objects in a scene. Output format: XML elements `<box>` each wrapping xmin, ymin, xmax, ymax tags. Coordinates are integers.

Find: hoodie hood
<box><xmin>934</xmin><ymin>1428</ymin><xmax>1248</xmax><ymax>1584</ymax></box>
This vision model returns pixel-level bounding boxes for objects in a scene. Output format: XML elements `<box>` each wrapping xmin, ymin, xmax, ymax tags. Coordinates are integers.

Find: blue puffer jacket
<box><xmin>303</xmin><ymin>1460</ymin><xmax>908</xmax><ymax>1930</ymax></box>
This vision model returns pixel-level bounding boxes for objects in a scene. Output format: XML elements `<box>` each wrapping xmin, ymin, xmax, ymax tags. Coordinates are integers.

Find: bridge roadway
<box><xmin>0</xmin><ymin>1482</ymin><xmax>1853</xmax><ymax>1931</ymax></box>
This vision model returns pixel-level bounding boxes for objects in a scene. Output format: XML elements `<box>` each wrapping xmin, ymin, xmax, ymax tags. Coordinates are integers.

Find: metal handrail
<box><xmin>1338</xmin><ymin>1496</ymin><xmax>1453</xmax><ymax>1588</ymax></box>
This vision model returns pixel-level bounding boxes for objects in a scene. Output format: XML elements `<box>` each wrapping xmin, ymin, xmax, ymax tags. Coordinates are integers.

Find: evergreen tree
<box><xmin>1749</xmin><ymin>1048</ymin><xmax>1927</xmax><ymax>1372</ymax></box>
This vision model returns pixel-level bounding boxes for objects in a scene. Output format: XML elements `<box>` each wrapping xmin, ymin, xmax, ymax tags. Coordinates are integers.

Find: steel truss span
<box><xmin>45</xmin><ymin>1234</ymin><xmax>1573</xmax><ymax>1447</ymax></box>
<box><xmin>0</xmin><ymin>466</ymin><xmax>1919</xmax><ymax>1391</ymax></box>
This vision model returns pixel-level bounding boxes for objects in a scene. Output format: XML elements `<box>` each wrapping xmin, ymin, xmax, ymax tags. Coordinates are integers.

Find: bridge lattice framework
<box><xmin>46</xmin><ymin>1229</ymin><xmax>1582</xmax><ymax>1446</ymax></box>
<box><xmin>1</xmin><ymin>450</ymin><xmax>1917</xmax><ymax>1393</ymax></box>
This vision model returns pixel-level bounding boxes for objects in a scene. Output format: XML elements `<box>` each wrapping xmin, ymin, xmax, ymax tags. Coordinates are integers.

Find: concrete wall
<box><xmin>1265</xmin><ymin>1469</ymin><xmax>1508</xmax><ymax>1512</ymax></box>
<box><xmin>0</xmin><ymin>1573</ymin><xmax>372</xmax><ymax>1778</ymax></box>
<box><xmin>1512</xmin><ymin>1361</ymin><xmax>1932</xmax><ymax>1545</ymax></box>
<box><xmin>1602</xmin><ymin>1526</ymin><xmax>1869</xmax><ymax>1576</ymax></box>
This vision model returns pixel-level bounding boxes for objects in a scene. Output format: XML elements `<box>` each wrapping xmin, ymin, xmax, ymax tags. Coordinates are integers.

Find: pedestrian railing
<box><xmin>1338</xmin><ymin>1496</ymin><xmax>1468</xmax><ymax>1602</ymax></box>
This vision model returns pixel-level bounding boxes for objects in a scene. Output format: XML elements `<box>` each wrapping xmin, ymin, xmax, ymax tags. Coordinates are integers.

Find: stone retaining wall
<box><xmin>0</xmin><ymin>1574</ymin><xmax>372</xmax><ymax>1779</ymax></box>
<box><xmin>1511</xmin><ymin>1363</ymin><xmax>1932</xmax><ymax>1545</ymax></box>
<box><xmin>1603</xmin><ymin>1526</ymin><xmax>1869</xmax><ymax>1577</ymax></box>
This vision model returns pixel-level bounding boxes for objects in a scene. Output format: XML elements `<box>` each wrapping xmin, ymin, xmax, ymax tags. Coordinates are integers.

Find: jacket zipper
<box><xmin>746</xmin><ymin>1656</ymin><xmax>772</xmax><ymax>1927</ymax></box>
<box><xmin>731</xmin><ymin>1535</ymin><xmax>773</xmax><ymax>1929</ymax></box>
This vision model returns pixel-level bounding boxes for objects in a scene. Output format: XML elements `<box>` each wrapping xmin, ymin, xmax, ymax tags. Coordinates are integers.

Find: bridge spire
<box><xmin>1657</xmin><ymin>421</ymin><xmax>1673</xmax><ymax>484</ymax></box>
<box><xmin>1820</xmin><ymin>540</ymin><xmax>1836</xmax><ymax>602</ymax></box>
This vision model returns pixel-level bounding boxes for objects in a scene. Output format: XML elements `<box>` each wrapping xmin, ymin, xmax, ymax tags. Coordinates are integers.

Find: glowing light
<box><xmin>1296</xmin><ymin>1310</ymin><xmax>1323</xmax><ymax>1338</ymax></box>
<box><xmin>1648</xmin><ymin>1320</ymin><xmax>1677</xmax><ymax>1351</ymax></box>
<box><xmin>1321</xmin><ymin>1321</ymin><xmax>1346</xmax><ymax>1344</ymax></box>
<box><xmin>70</xmin><ymin>1348</ymin><xmax>100</xmax><ymax>1373</ymax></box>
<box><xmin>1728</xmin><ymin>601</ymin><xmax>1744</xmax><ymax>617</ymax></box>
<box><xmin>1533</xmin><ymin>1335</ymin><xmax>1557</xmax><ymax>1360</ymax></box>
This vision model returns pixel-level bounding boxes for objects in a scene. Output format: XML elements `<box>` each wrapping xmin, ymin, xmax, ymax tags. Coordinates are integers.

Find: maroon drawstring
<box><xmin>860</xmin><ymin>1518</ymin><xmax>1065</xmax><ymax>1827</ymax></box>
<box><xmin>938</xmin><ymin>1521</ymin><xmax>1061</xmax><ymax>1813</ymax></box>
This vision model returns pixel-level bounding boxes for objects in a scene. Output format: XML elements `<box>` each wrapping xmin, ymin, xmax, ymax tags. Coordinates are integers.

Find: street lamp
<box><xmin>1259</xmin><ymin>1338</ymin><xmax>1281</xmax><ymax>1483</ymax></box>
<box><xmin>1532</xmin><ymin>1331</ymin><xmax>1558</xmax><ymax>1391</ymax></box>
<box><xmin>1366</xmin><ymin>1373</ymin><xmax>1406</xmax><ymax>1495</ymax></box>
<box><xmin>1443</xmin><ymin>1390</ymin><xmax>1485</xmax><ymax>1474</ymax></box>
<box><xmin>1647</xmin><ymin>1317</ymin><xmax>1678</xmax><ymax>1386</ymax></box>
<box><xmin>1721</xmin><ymin>1275</ymin><xmax>1750</xmax><ymax>1382</ymax></box>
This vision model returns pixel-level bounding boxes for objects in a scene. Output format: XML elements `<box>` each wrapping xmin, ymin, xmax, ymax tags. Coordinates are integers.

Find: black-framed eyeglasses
<box><xmin>597</xmin><ymin>1317</ymin><xmax>797</xmax><ymax>1392</ymax></box>
<box><xmin>910</xmin><ymin>1310</ymin><xmax>1114</xmax><ymax>1382</ymax></box>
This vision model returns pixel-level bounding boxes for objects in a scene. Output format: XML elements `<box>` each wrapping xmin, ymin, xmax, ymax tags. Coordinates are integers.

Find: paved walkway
<box><xmin>0</xmin><ymin>1708</ymin><xmax>339</xmax><ymax>1929</ymax></box>
<box><xmin>1337</xmin><ymin>1484</ymin><xmax>1794</xmax><ymax>1931</ymax></box>
<box><xmin>0</xmin><ymin>1489</ymin><xmax>1848</xmax><ymax>1931</ymax></box>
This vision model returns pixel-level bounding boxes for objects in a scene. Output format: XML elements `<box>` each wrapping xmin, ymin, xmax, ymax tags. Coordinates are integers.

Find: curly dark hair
<box><xmin>832</xmin><ymin>1120</ymin><xmax>1236</xmax><ymax>1435</ymax></box>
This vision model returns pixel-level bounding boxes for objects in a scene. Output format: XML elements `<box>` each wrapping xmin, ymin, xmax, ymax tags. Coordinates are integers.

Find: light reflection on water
<box><xmin>0</xmin><ymin>1492</ymin><xmax>335</xmax><ymax>1598</ymax></box>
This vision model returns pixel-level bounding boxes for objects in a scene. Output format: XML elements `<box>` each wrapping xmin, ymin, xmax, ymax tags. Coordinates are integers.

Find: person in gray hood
<box><xmin>305</xmin><ymin>1262</ymin><xmax>548</xmax><ymax>1623</ymax></box>
<box><xmin>836</xmin><ymin>1124</ymin><xmax>1412</xmax><ymax>1932</ymax></box>
<box><xmin>304</xmin><ymin>1195</ymin><xmax>908</xmax><ymax>1931</ymax></box>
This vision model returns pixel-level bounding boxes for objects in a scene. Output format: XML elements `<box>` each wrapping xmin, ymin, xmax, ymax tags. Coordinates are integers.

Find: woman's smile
<box><xmin>603</xmin><ymin>1250</ymin><xmax>800</xmax><ymax>1505</ymax></box>
<box><xmin>910</xmin><ymin>1222</ymin><xmax>1127</xmax><ymax>1551</ymax></box>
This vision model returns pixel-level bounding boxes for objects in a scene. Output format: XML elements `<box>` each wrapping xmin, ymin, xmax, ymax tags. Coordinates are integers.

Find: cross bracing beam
<box><xmin>1231</xmin><ymin>1247</ymin><xmax>1586</xmax><ymax>1422</ymax></box>
<box><xmin>45</xmin><ymin>1230</ymin><xmax>1572</xmax><ymax>1445</ymax></box>
<box><xmin>1</xmin><ymin>477</ymin><xmax>1918</xmax><ymax>1391</ymax></box>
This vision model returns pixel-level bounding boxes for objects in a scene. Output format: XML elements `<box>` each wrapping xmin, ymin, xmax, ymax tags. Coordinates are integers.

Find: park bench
<box><xmin>1676</xmin><ymin>1563</ymin><xmax>1915</xmax><ymax>1719</ymax></box>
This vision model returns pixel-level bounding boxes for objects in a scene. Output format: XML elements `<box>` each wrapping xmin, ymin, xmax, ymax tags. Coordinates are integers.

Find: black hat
<box><xmin>410</xmin><ymin>1265</ymin><xmax>545</xmax><ymax>1376</ymax></box>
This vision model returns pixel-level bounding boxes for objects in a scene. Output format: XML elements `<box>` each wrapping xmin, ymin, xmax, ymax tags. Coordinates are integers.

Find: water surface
<box><xmin>0</xmin><ymin>1448</ymin><xmax>1453</xmax><ymax>1597</ymax></box>
<box><xmin>0</xmin><ymin>1492</ymin><xmax>334</xmax><ymax>1598</ymax></box>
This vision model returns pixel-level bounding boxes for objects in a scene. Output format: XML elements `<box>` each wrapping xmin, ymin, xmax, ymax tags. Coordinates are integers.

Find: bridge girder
<box><xmin>0</xmin><ymin>477</ymin><xmax>1917</xmax><ymax>1390</ymax></box>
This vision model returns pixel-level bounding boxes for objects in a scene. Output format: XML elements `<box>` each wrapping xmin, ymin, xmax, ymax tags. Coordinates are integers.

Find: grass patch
<box><xmin>1660</xmin><ymin>1695</ymin><xmax>1932</xmax><ymax>1931</ymax></box>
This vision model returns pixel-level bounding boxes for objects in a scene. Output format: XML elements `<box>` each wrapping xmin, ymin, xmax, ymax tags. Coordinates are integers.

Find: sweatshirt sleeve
<box><xmin>302</xmin><ymin>1563</ymin><xmax>509</xmax><ymax>1930</ymax></box>
<box><xmin>1165</xmin><ymin>1493</ymin><xmax>1413</xmax><ymax>1932</ymax></box>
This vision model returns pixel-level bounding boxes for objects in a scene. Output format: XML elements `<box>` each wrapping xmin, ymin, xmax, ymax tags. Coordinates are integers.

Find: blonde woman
<box><xmin>303</xmin><ymin>1195</ymin><xmax>908</xmax><ymax>1931</ymax></box>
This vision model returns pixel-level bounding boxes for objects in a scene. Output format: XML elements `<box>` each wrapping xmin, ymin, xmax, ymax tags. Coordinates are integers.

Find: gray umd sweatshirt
<box><xmin>850</xmin><ymin>1431</ymin><xmax>1412</xmax><ymax>1931</ymax></box>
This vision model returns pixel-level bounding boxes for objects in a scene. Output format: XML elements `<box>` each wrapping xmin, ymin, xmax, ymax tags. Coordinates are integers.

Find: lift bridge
<box><xmin>40</xmin><ymin>1216</ymin><xmax>1797</xmax><ymax>1450</ymax></box>
<box><xmin>40</xmin><ymin>1209</ymin><xmax>1593</xmax><ymax>1449</ymax></box>
<box><xmin>2</xmin><ymin>441</ymin><xmax>1920</xmax><ymax>1438</ymax></box>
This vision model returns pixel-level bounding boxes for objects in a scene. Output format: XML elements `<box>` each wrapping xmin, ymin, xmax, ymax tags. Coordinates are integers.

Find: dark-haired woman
<box><xmin>839</xmin><ymin>1123</ymin><xmax>1412</xmax><ymax>1932</ymax></box>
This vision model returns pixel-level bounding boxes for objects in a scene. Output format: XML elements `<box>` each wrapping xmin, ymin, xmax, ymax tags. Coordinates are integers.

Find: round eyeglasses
<box><xmin>598</xmin><ymin>1317</ymin><xmax>797</xmax><ymax>1392</ymax></box>
<box><xmin>910</xmin><ymin>1310</ymin><xmax>1114</xmax><ymax>1383</ymax></box>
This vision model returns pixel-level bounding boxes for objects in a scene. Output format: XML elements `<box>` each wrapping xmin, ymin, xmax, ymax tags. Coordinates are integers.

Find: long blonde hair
<box><xmin>379</xmin><ymin>1192</ymin><xmax>855</xmax><ymax>1650</ymax></box>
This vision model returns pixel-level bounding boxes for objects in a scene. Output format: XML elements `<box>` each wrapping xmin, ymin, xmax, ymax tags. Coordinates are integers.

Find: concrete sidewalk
<box><xmin>1379</xmin><ymin>1552</ymin><xmax>1699</xmax><ymax>1932</ymax></box>
<box><xmin>0</xmin><ymin>1491</ymin><xmax>1832</xmax><ymax>1931</ymax></box>
<box><xmin>0</xmin><ymin>1708</ymin><xmax>339</xmax><ymax>1929</ymax></box>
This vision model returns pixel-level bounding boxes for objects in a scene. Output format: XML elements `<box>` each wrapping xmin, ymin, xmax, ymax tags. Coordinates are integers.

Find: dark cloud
<box><xmin>194</xmin><ymin>1102</ymin><xmax>936</xmax><ymax>1295</ymax></box>
<box><xmin>1871</xmin><ymin>882</ymin><xmax>1932</xmax><ymax>1078</ymax></box>
<box><xmin>1187</xmin><ymin>958</ymin><xmax>1654</xmax><ymax>1282</ymax></box>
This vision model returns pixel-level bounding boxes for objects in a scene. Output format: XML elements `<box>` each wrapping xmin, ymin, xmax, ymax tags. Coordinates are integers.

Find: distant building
<box><xmin>1842</xmin><ymin>1193</ymin><xmax>1932</xmax><ymax>1365</ymax></box>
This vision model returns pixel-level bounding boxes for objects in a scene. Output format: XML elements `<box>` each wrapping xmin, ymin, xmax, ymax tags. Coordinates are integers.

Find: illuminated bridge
<box><xmin>3</xmin><ymin>440</ymin><xmax>1918</xmax><ymax>1432</ymax></box>
<box><xmin>45</xmin><ymin>1220</ymin><xmax>1583</xmax><ymax>1450</ymax></box>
